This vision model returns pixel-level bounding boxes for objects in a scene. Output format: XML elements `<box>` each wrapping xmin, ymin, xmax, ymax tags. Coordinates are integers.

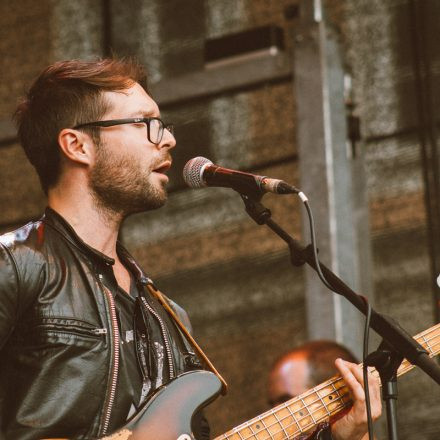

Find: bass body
<box><xmin>102</xmin><ymin>370</ymin><xmax>222</xmax><ymax>440</ymax></box>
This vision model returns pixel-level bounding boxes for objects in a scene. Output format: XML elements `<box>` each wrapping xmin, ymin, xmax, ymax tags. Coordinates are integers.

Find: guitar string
<box><xmin>284</xmin><ymin>328</ymin><xmax>440</xmax><ymax>415</ymax></box>
<box><xmin>254</xmin><ymin>340</ymin><xmax>440</xmax><ymax>440</ymax></box>
<box><xmin>219</xmin><ymin>330</ymin><xmax>440</xmax><ymax>440</ymax></box>
<box><xmin>311</xmin><ymin>328</ymin><xmax>440</xmax><ymax>395</ymax></box>
<box><xmin>241</xmin><ymin>336</ymin><xmax>440</xmax><ymax>440</ymax></box>
<box><xmin>419</xmin><ymin>327</ymin><xmax>440</xmax><ymax>350</ymax></box>
<box><xmin>250</xmin><ymin>335</ymin><xmax>440</xmax><ymax>439</ymax></box>
<box><xmin>220</xmin><ymin>383</ymin><xmax>352</xmax><ymax>440</ymax></box>
<box><xmin>222</xmin><ymin>378</ymin><xmax>352</xmax><ymax>439</ymax></box>
<box><xmin>222</xmin><ymin>367</ymin><xmax>439</xmax><ymax>440</ymax></box>
<box><xmin>224</xmin><ymin>390</ymin><xmax>352</xmax><ymax>440</ymax></box>
<box><xmin>217</xmin><ymin>392</ymin><xmax>346</xmax><ymax>440</ymax></box>
<box><xmin>255</xmin><ymin>334</ymin><xmax>440</xmax><ymax>436</ymax></box>
<box><xmin>369</xmin><ymin>328</ymin><xmax>440</xmax><ymax>376</ymax></box>
<box><xmin>417</xmin><ymin>323</ymin><xmax>440</xmax><ymax>338</ymax></box>
<box><xmin>360</xmin><ymin>327</ymin><xmax>440</xmax><ymax>375</ymax></box>
<box><xmin>261</xmin><ymin>401</ymin><xmax>353</xmax><ymax>440</ymax></box>
<box><xmin>217</xmin><ymin>328</ymin><xmax>440</xmax><ymax>440</ymax></box>
<box><xmin>222</xmin><ymin>334</ymin><xmax>440</xmax><ymax>440</ymax></box>
<box><xmin>235</xmin><ymin>355</ymin><xmax>440</xmax><ymax>440</ymax></box>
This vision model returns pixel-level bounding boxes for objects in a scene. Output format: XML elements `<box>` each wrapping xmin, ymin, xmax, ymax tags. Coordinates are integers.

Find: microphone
<box><xmin>183</xmin><ymin>157</ymin><xmax>299</xmax><ymax>195</ymax></box>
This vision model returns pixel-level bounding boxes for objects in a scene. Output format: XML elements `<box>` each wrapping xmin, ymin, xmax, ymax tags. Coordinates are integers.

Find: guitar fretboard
<box><xmin>215</xmin><ymin>323</ymin><xmax>440</xmax><ymax>440</ymax></box>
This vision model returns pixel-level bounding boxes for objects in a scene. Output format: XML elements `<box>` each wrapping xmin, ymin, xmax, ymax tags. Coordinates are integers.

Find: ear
<box><xmin>58</xmin><ymin>128</ymin><xmax>95</xmax><ymax>166</ymax></box>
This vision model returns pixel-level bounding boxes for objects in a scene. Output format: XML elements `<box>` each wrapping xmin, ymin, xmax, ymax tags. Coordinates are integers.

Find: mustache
<box><xmin>151</xmin><ymin>152</ymin><xmax>173</xmax><ymax>170</ymax></box>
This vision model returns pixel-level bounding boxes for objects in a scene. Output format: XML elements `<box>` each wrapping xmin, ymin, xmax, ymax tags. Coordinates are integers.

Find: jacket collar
<box><xmin>43</xmin><ymin>207</ymin><xmax>148</xmax><ymax>282</ymax></box>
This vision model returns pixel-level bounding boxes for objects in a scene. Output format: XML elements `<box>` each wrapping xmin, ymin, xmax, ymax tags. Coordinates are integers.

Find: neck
<box><xmin>48</xmin><ymin>185</ymin><xmax>123</xmax><ymax>260</ymax></box>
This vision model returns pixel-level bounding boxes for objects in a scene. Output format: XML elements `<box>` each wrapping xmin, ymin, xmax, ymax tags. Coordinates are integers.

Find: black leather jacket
<box><xmin>0</xmin><ymin>208</ymin><xmax>197</xmax><ymax>439</ymax></box>
<box><xmin>0</xmin><ymin>208</ymin><xmax>334</xmax><ymax>440</ymax></box>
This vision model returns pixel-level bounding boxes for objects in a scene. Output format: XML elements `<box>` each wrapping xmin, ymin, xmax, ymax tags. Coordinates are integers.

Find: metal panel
<box><xmin>150</xmin><ymin>52</ymin><xmax>292</xmax><ymax>107</ymax></box>
<box><xmin>292</xmin><ymin>0</ymin><xmax>372</xmax><ymax>357</ymax></box>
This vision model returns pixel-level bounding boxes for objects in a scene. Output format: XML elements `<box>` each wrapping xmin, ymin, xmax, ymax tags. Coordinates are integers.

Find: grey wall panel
<box><xmin>49</xmin><ymin>0</ymin><xmax>104</xmax><ymax>61</ymax></box>
<box><xmin>0</xmin><ymin>1</ymin><xmax>52</xmax><ymax>119</ymax></box>
<box><xmin>371</xmin><ymin>226</ymin><xmax>438</xmax><ymax>440</ymax></box>
<box><xmin>0</xmin><ymin>143</ymin><xmax>46</xmax><ymax>225</ymax></box>
<box><xmin>365</xmin><ymin>133</ymin><xmax>424</xmax><ymax>199</ymax></box>
<box><xmin>344</xmin><ymin>0</ymin><xmax>440</xmax><ymax>138</ymax></box>
<box><xmin>110</xmin><ymin>0</ymin><xmax>206</xmax><ymax>82</ymax></box>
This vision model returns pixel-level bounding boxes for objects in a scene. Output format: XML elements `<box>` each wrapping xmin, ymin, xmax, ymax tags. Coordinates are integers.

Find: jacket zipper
<box><xmin>100</xmin><ymin>284</ymin><xmax>120</xmax><ymax>437</ymax></box>
<box><xmin>141</xmin><ymin>296</ymin><xmax>175</xmax><ymax>379</ymax></box>
<box><xmin>34</xmin><ymin>323</ymin><xmax>107</xmax><ymax>338</ymax></box>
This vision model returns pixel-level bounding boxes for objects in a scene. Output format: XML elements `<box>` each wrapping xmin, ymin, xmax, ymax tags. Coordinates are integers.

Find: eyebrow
<box><xmin>129</xmin><ymin>111</ymin><xmax>161</xmax><ymax>119</ymax></box>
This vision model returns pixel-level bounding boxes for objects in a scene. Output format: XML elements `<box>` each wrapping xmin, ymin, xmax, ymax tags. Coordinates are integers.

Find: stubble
<box><xmin>89</xmin><ymin>142</ymin><xmax>168</xmax><ymax>220</ymax></box>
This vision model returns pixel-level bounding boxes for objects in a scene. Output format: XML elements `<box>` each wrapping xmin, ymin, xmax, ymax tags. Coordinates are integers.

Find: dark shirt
<box><xmin>109</xmin><ymin>274</ymin><xmax>177</xmax><ymax>432</ymax></box>
<box><xmin>107</xmin><ymin>273</ymin><xmax>209</xmax><ymax>436</ymax></box>
<box><xmin>109</xmin><ymin>277</ymin><xmax>142</xmax><ymax>430</ymax></box>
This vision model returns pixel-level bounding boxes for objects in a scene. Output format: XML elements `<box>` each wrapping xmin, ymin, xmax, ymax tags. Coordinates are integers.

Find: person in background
<box><xmin>268</xmin><ymin>340</ymin><xmax>379</xmax><ymax>440</ymax></box>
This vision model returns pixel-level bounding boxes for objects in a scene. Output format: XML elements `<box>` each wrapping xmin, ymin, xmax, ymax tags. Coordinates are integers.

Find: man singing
<box><xmin>0</xmin><ymin>58</ymin><xmax>381</xmax><ymax>439</ymax></box>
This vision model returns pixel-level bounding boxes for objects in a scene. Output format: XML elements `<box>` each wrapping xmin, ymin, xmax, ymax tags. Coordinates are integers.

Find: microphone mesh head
<box><xmin>183</xmin><ymin>156</ymin><xmax>212</xmax><ymax>188</ymax></box>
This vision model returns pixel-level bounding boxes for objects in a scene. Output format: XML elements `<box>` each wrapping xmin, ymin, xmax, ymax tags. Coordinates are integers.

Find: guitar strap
<box><xmin>146</xmin><ymin>283</ymin><xmax>228</xmax><ymax>395</ymax></box>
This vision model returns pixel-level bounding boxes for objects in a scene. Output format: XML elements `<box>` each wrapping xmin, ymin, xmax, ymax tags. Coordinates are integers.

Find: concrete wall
<box><xmin>341</xmin><ymin>1</ymin><xmax>440</xmax><ymax>438</ymax></box>
<box><xmin>0</xmin><ymin>1</ymin><xmax>439</xmax><ymax>438</ymax></box>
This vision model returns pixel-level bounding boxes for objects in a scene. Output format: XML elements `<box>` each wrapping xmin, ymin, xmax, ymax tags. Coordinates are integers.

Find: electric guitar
<box><xmin>54</xmin><ymin>323</ymin><xmax>440</xmax><ymax>440</ymax></box>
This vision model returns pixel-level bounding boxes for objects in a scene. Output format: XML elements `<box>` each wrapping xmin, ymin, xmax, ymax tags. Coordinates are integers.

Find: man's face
<box><xmin>268</xmin><ymin>352</ymin><xmax>311</xmax><ymax>407</ymax></box>
<box><xmin>88</xmin><ymin>83</ymin><xmax>176</xmax><ymax>217</ymax></box>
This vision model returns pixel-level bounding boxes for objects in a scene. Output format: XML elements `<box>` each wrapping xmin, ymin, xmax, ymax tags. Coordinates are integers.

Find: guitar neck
<box><xmin>216</xmin><ymin>323</ymin><xmax>440</xmax><ymax>440</ymax></box>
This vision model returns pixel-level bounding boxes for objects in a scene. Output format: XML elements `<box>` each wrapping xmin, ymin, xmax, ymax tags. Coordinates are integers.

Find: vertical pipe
<box><xmin>408</xmin><ymin>0</ymin><xmax>440</xmax><ymax>322</ymax></box>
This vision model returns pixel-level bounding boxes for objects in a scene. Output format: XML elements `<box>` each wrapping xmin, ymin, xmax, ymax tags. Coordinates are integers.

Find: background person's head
<box><xmin>268</xmin><ymin>340</ymin><xmax>358</xmax><ymax>407</ymax></box>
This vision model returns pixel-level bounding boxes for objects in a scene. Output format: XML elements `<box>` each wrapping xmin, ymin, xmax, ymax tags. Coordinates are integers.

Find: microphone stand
<box><xmin>239</xmin><ymin>191</ymin><xmax>440</xmax><ymax>440</ymax></box>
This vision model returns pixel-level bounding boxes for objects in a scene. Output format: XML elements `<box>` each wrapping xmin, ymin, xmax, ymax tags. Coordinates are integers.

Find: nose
<box><xmin>157</xmin><ymin>128</ymin><xmax>176</xmax><ymax>150</ymax></box>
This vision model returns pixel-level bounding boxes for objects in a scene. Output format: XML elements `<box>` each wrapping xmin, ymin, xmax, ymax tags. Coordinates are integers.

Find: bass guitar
<box><xmin>99</xmin><ymin>323</ymin><xmax>440</xmax><ymax>440</ymax></box>
<box><xmin>49</xmin><ymin>323</ymin><xmax>440</xmax><ymax>440</ymax></box>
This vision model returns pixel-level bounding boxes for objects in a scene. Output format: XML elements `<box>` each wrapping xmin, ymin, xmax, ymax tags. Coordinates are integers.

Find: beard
<box><xmin>89</xmin><ymin>143</ymin><xmax>168</xmax><ymax>218</ymax></box>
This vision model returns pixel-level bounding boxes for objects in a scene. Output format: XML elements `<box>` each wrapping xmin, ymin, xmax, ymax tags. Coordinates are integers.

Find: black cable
<box><xmin>302</xmin><ymin>198</ymin><xmax>336</xmax><ymax>292</ymax></box>
<box><xmin>363</xmin><ymin>301</ymin><xmax>375</xmax><ymax>440</ymax></box>
<box><xmin>301</xmin><ymin>192</ymin><xmax>375</xmax><ymax>438</ymax></box>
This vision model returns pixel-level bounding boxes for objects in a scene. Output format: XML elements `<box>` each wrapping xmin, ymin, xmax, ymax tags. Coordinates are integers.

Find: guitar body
<box><xmin>103</xmin><ymin>370</ymin><xmax>222</xmax><ymax>440</ymax></box>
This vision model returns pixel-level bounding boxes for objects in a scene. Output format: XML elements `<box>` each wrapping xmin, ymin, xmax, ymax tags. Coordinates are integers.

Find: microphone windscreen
<box><xmin>183</xmin><ymin>156</ymin><xmax>212</xmax><ymax>188</ymax></box>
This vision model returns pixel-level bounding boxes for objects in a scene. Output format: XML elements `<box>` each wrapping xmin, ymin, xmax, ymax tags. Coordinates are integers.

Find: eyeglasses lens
<box><xmin>148</xmin><ymin>119</ymin><xmax>159</xmax><ymax>143</ymax></box>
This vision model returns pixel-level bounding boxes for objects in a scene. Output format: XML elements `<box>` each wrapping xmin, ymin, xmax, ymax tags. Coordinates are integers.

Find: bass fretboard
<box><xmin>216</xmin><ymin>323</ymin><xmax>440</xmax><ymax>440</ymax></box>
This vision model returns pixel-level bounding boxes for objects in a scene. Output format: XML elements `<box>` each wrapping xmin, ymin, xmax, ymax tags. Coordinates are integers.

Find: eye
<box><xmin>134</xmin><ymin>122</ymin><xmax>147</xmax><ymax>128</ymax></box>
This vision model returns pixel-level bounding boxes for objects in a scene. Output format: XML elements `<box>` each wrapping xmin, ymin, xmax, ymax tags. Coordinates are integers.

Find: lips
<box><xmin>153</xmin><ymin>160</ymin><xmax>172</xmax><ymax>174</ymax></box>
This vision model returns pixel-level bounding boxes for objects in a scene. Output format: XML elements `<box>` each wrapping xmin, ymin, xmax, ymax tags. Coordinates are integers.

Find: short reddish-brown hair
<box><xmin>14</xmin><ymin>58</ymin><xmax>148</xmax><ymax>194</ymax></box>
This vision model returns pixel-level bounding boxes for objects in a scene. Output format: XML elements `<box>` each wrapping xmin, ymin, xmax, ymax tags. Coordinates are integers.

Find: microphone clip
<box><xmin>239</xmin><ymin>193</ymin><xmax>271</xmax><ymax>225</ymax></box>
<box><xmin>240</xmin><ymin>191</ymin><xmax>307</xmax><ymax>267</ymax></box>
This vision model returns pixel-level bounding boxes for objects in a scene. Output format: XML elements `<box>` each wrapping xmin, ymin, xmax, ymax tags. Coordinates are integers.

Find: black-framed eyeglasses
<box><xmin>73</xmin><ymin>117</ymin><xmax>174</xmax><ymax>145</ymax></box>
